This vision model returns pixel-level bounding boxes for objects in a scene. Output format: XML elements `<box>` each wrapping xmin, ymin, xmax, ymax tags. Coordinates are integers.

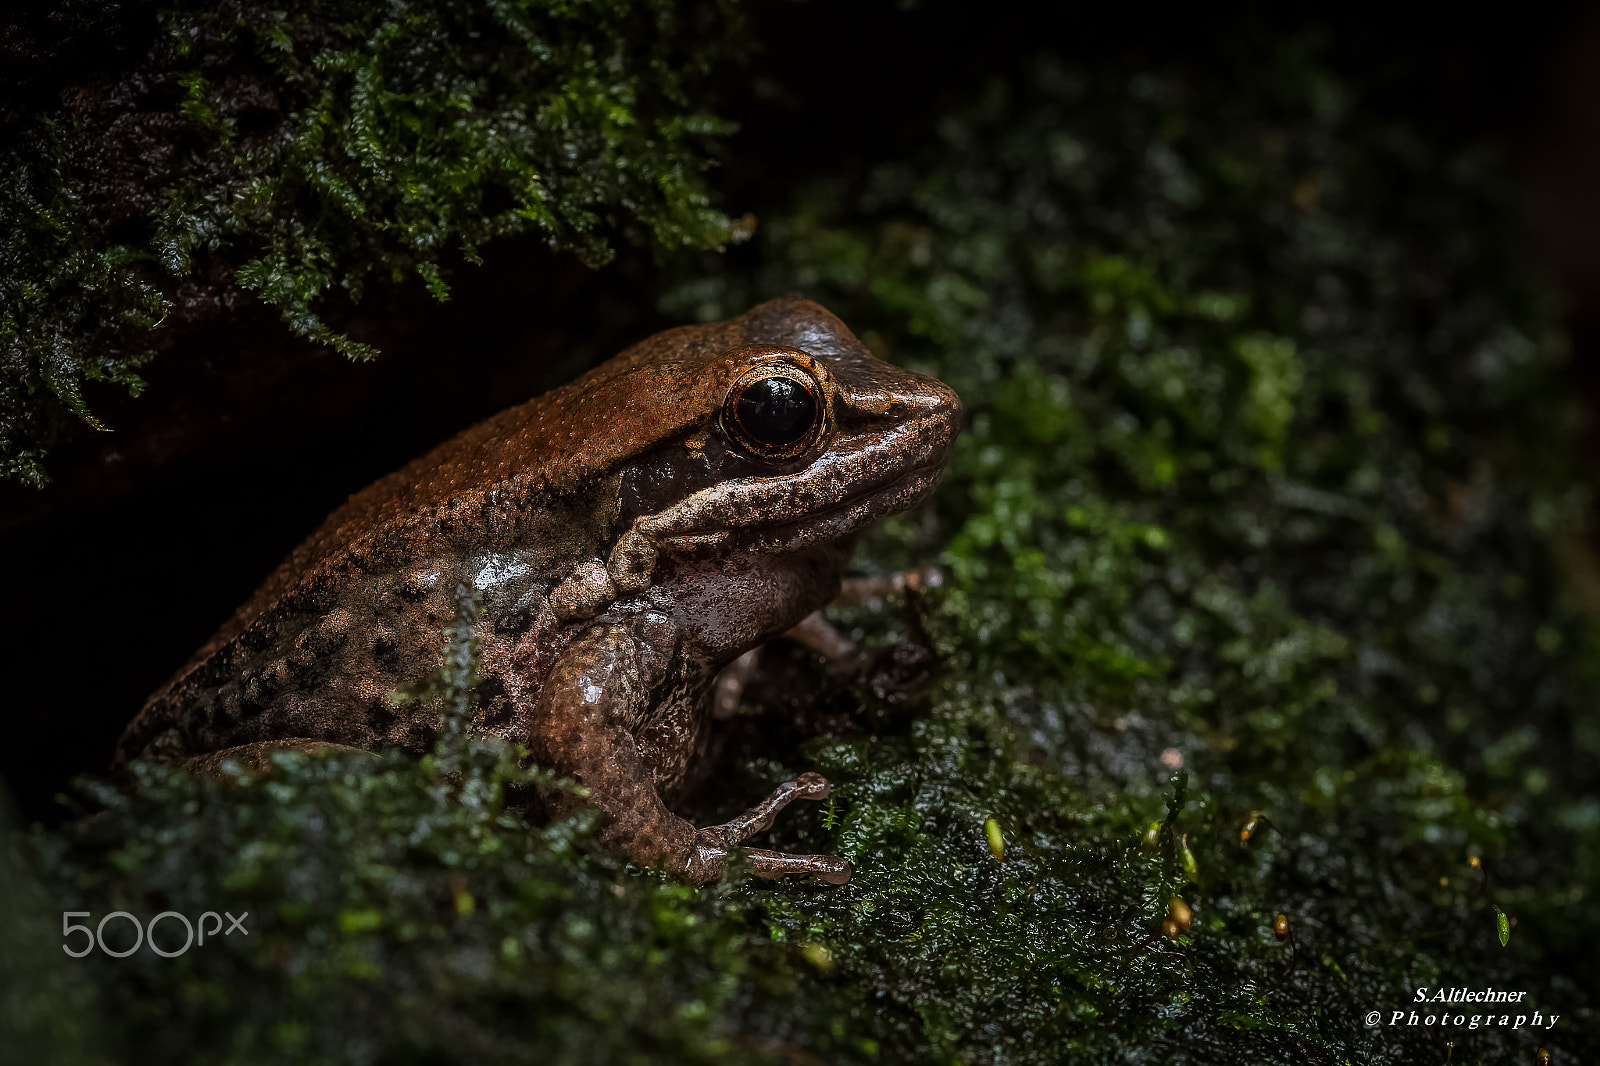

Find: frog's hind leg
<box><xmin>710</xmin><ymin>609</ymin><xmax>864</xmax><ymax>719</ymax></box>
<box><xmin>711</xmin><ymin>568</ymin><xmax>944</xmax><ymax>716</ymax></box>
<box><xmin>698</xmin><ymin>772</ymin><xmax>851</xmax><ymax>884</ymax></box>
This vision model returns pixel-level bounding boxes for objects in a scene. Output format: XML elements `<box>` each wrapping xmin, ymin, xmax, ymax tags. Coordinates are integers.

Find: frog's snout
<box><xmin>839</xmin><ymin>370</ymin><xmax>962</xmax><ymax>459</ymax></box>
<box><xmin>916</xmin><ymin>375</ymin><xmax>963</xmax><ymax>457</ymax></box>
<box><xmin>884</xmin><ymin>373</ymin><xmax>964</xmax><ymax>470</ymax></box>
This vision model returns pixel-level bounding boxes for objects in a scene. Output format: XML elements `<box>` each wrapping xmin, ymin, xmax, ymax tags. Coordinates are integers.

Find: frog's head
<box><xmin>599</xmin><ymin>300</ymin><xmax>962</xmax><ymax>587</ymax></box>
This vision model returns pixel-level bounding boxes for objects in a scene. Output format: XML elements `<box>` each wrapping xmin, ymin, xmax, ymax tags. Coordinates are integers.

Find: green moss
<box><xmin>1</xmin><ymin>0</ymin><xmax>741</xmax><ymax>485</ymax></box>
<box><xmin>5</xmin><ymin>30</ymin><xmax>1599</xmax><ymax>1066</ymax></box>
<box><xmin>663</xmin><ymin>38</ymin><xmax>1600</xmax><ymax>1062</ymax></box>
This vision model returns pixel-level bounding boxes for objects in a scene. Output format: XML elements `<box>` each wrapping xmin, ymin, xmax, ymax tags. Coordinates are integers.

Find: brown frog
<box><xmin>114</xmin><ymin>298</ymin><xmax>961</xmax><ymax>883</ymax></box>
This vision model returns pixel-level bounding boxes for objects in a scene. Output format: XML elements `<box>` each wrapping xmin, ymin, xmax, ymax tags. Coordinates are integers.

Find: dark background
<box><xmin>4</xmin><ymin>0</ymin><xmax>1599</xmax><ymax>823</ymax></box>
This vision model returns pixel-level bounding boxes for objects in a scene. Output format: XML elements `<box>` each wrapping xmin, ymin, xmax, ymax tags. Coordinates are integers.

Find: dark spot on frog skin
<box><xmin>475</xmin><ymin>676</ymin><xmax>513</xmax><ymax>728</ymax></box>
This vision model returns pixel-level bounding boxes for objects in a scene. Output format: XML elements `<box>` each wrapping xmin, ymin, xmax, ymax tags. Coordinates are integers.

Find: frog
<box><xmin>113</xmin><ymin>297</ymin><xmax>961</xmax><ymax>884</ymax></box>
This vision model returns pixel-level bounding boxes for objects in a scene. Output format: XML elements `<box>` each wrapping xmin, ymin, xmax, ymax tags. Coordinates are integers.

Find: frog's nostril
<box><xmin>935</xmin><ymin>383</ymin><xmax>963</xmax><ymax>427</ymax></box>
<box><xmin>909</xmin><ymin>381</ymin><xmax>961</xmax><ymax>428</ymax></box>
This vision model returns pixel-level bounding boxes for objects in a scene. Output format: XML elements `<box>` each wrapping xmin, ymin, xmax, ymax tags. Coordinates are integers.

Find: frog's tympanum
<box><xmin>115</xmin><ymin>299</ymin><xmax>961</xmax><ymax>883</ymax></box>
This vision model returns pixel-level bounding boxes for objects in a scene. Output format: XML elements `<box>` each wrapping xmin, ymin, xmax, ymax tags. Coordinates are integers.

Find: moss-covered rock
<box><xmin>0</xmin><ymin>0</ymin><xmax>740</xmax><ymax>486</ymax></box>
<box><xmin>669</xmin><ymin>37</ymin><xmax>1600</xmax><ymax>1062</ymax></box>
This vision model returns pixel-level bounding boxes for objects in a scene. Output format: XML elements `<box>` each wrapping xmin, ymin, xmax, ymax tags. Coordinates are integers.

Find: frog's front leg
<box><xmin>527</xmin><ymin>624</ymin><xmax>848</xmax><ymax>884</ymax></box>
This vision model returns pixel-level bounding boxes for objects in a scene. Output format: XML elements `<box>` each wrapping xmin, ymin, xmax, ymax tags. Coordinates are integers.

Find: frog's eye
<box><xmin>721</xmin><ymin>362</ymin><xmax>825</xmax><ymax>461</ymax></box>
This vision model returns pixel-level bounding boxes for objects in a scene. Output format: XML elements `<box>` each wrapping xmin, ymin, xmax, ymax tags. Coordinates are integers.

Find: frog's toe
<box><xmin>815</xmin><ymin>855</ymin><xmax>852</xmax><ymax>884</ymax></box>
<box><xmin>745</xmin><ymin>847</ymin><xmax>852</xmax><ymax>884</ymax></box>
<box><xmin>701</xmin><ymin>772</ymin><xmax>837</xmax><ymax>844</ymax></box>
<box><xmin>792</xmin><ymin>771</ymin><xmax>832</xmax><ymax>800</ymax></box>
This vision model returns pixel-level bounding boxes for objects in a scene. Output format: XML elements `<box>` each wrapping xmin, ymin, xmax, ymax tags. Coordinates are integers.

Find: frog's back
<box><xmin>114</xmin><ymin>299</ymin><xmax>866</xmax><ymax>768</ymax></box>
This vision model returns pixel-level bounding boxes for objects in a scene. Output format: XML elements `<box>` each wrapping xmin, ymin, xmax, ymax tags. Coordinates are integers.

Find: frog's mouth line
<box><xmin>650</xmin><ymin>458</ymin><xmax>948</xmax><ymax>555</ymax></box>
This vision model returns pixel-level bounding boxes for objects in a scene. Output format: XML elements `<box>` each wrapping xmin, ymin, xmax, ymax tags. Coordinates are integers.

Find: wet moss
<box><xmin>4</xmin><ymin>27</ymin><xmax>1599</xmax><ymax>1066</ymax></box>
<box><xmin>680</xmin><ymin>37</ymin><xmax>1600</xmax><ymax>1063</ymax></box>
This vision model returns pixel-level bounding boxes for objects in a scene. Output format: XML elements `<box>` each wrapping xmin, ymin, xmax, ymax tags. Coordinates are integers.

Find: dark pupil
<box><xmin>736</xmin><ymin>375</ymin><xmax>816</xmax><ymax>448</ymax></box>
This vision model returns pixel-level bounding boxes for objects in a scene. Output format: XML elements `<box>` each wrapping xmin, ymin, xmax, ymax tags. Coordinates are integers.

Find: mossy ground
<box><xmin>4</xmin><ymin>18</ymin><xmax>1599</xmax><ymax>1066</ymax></box>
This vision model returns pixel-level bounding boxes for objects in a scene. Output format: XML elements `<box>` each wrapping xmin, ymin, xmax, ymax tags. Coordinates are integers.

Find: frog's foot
<box><xmin>742</xmin><ymin>847</ymin><xmax>851</xmax><ymax>884</ymax></box>
<box><xmin>693</xmin><ymin>772</ymin><xmax>851</xmax><ymax>884</ymax></box>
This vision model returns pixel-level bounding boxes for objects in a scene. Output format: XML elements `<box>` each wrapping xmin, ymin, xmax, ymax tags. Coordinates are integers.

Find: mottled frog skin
<box><xmin>115</xmin><ymin>298</ymin><xmax>961</xmax><ymax>882</ymax></box>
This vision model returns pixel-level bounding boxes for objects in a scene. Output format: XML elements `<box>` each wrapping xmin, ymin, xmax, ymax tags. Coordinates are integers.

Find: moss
<box><xmin>667</xmin><ymin>36</ymin><xmax>1600</xmax><ymax>1062</ymax></box>
<box><xmin>0</xmin><ymin>0</ymin><xmax>741</xmax><ymax>486</ymax></box>
<box><xmin>4</xmin><ymin>28</ymin><xmax>1599</xmax><ymax>1066</ymax></box>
